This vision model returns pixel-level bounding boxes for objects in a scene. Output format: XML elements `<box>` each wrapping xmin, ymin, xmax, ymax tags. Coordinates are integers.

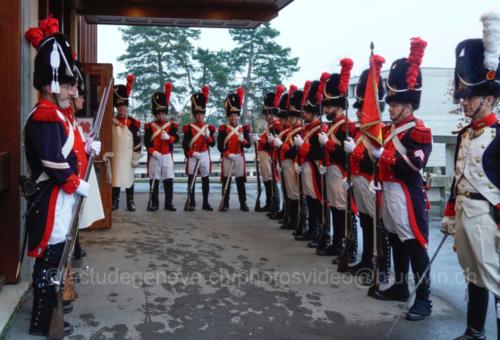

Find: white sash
<box><xmin>285</xmin><ymin>126</ymin><xmax>303</xmax><ymax>146</ymax></box>
<box><xmin>304</xmin><ymin>124</ymin><xmax>321</xmax><ymax>143</ymax></box>
<box><xmin>151</xmin><ymin>122</ymin><xmax>171</xmax><ymax>142</ymax></box>
<box><xmin>383</xmin><ymin>122</ymin><xmax>420</xmax><ymax>172</ymax></box>
<box><xmin>188</xmin><ymin>123</ymin><xmax>208</xmax><ymax>148</ymax></box>
<box><xmin>223</xmin><ymin>124</ymin><xmax>242</xmax><ymax>148</ymax></box>
<box><xmin>326</xmin><ymin>119</ymin><xmax>346</xmax><ymax>146</ymax></box>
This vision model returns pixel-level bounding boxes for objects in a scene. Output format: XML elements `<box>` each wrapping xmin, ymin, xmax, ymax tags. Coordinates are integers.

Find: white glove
<box><xmin>441</xmin><ymin>216</ymin><xmax>456</xmax><ymax>236</ymax></box>
<box><xmin>294</xmin><ymin>135</ymin><xmax>304</xmax><ymax>147</ymax></box>
<box><xmin>85</xmin><ymin>138</ymin><xmax>101</xmax><ymax>156</ymax></box>
<box><xmin>192</xmin><ymin>151</ymin><xmax>201</xmax><ymax>160</ymax></box>
<box><xmin>76</xmin><ymin>179</ymin><xmax>89</xmax><ymax>197</ymax></box>
<box><xmin>342</xmin><ymin>178</ymin><xmax>352</xmax><ymax>190</ymax></box>
<box><xmin>369</xmin><ymin>179</ymin><xmax>382</xmax><ymax>193</ymax></box>
<box><xmin>294</xmin><ymin>163</ymin><xmax>302</xmax><ymax>174</ymax></box>
<box><xmin>343</xmin><ymin>137</ymin><xmax>356</xmax><ymax>154</ymax></box>
<box><xmin>267</xmin><ymin>134</ymin><xmax>274</xmax><ymax>143</ymax></box>
<box><xmin>204</xmin><ymin>127</ymin><xmax>211</xmax><ymax>138</ymax></box>
<box><xmin>319</xmin><ymin>165</ymin><xmax>327</xmax><ymax>175</ymax></box>
<box><xmin>131</xmin><ymin>152</ymin><xmax>142</xmax><ymax>167</ymax></box>
<box><xmin>273</xmin><ymin>137</ymin><xmax>283</xmax><ymax>148</ymax></box>
<box><xmin>318</xmin><ymin>132</ymin><xmax>328</xmax><ymax>146</ymax></box>
<box><xmin>161</xmin><ymin>131</ymin><xmax>170</xmax><ymax>140</ymax></box>
<box><xmin>238</xmin><ymin>133</ymin><xmax>245</xmax><ymax>142</ymax></box>
<box><xmin>228</xmin><ymin>153</ymin><xmax>239</xmax><ymax>161</ymax></box>
<box><xmin>371</xmin><ymin>146</ymin><xmax>384</xmax><ymax>160</ymax></box>
<box><xmin>251</xmin><ymin>134</ymin><xmax>259</xmax><ymax>145</ymax></box>
<box><xmin>152</xmin><ymin>151</ymin><xmax>162</xmax><ymax>160</ymax></box>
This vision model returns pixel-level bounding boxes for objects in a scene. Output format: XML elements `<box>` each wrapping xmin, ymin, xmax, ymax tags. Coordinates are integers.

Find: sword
<box><xmin>218</xmin><ymin>158</ymin><xmax>235</xmax><ymax>212</ymax></box>
<box><xmin>385</xmin><ymin>233</ymin><xmax>449</xmax><ymax>338</ymax></box>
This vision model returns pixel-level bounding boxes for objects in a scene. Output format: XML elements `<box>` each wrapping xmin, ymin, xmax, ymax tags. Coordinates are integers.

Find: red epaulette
<box><xmin>208</xmin><ymin>124</ymin><xmax>216</xmax><ymax>132</ymax></box>
<box><xmin>171</xmin><ymin>121</ymin><xmax>179</xmax><ymax>129</ymax></box>
<box><xmin>182</xmin><ymin>124</ymin><xmax>190</xmax><ymax>133</ymax></box>
<box><xmin>410</xmin><ymin>120</ymin><xmax>432</xmax><ymax>144</ymax></box>
<box><xmin>272</xmin><ymin>120</ymin><xmax>282</xmax><ymax>130</ymax></box>
<box><xmin>144</xmin><ymin>122</ymin><xmax>152</xmax><ymax>130</ymax></box>
<box><xmin>321</xmin><ymin>123</ymin><xmax>328</xmax><ymax>132</ymax></box>
<box><xmin>129</xmin><ymin>116</ymin><xmax>141</xmax><ymax>128</ymax></box>
<box><xmin>242</xmin><ymin>125</ymin><xmax>251</xmax><ymax>133</ymax></box>
<box><xmin>218</xmin><ymin>124</ymin><xmax>227</xmax><ymax>132</ymax></box>
<box><xmin>31</xmin><ymin>107</ymin><xmax>62</xmax><ymax>123</ymax></box>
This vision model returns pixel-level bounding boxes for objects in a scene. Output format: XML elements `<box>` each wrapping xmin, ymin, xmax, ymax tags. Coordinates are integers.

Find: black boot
<box><xmin>307</xmin><ymin>199</ymin><xmax>322</xmax><ymax>247</ymax></box>
<box><xmin>280</xmin><ymin>198</ymin><xmax>296</xmax><ymax>230</ymax></box>
<box><xmin>220</xmin><ymin>177</ymin><xmax>231</xmax><ymax>211</ymax></box>
<box><xmin>202</xmin><ymin>176</ymin><xmax>213</xmax><ymax>211</ymax></box>
<box><xmin>453</xmin><ymin>284</ymin><xmax>490</xmax><ymax>339</ymax></box>
<box><xmin>347</xmin><ymin>212</ymin><xmax>372</xmax><ymax>275</ymax></box>
<box><xmin>294</xmin><ymin>196</ymin><xmax>309</xmax><ymax>237</ymax></box>
<box><xmin>260</xmin><ymin>181</ymin><xmax>272</xmax><ymax>212</ymax></box>
<box><xmin>330</xmin><ymin>207</ymin><xmax>346</xmax><ymax>263</ymax></box>
<box><xmin>126</xmin><ymin>185</ymin><xmax>136</xmax><ymax>211</ymax></box>
<box><xmin>112</xmin><ymin>187</ymin><xmax>120</xmax><ymax>210</ymax></box>
<box><xmin>296</xmin><ymin>197</ymin><xmax>318</xmax><ymax>242</ymax></box>
<box><xmin>184</xmin><ymin>175</ymin><xmax>196</xmax><ymax>211</ymax></box>
<box><xmin>236</xmin><ymin>177</ymin><xmax>249</xmax><ymax>212</ymax></box>
<box><xmin>30</xmin><ymin>243</ymin><xmax>73</xmax><ymax>337</ymax></box>
<box><xmin>164</xmin><ymin>179</ymin><xmax>176</xmax><ymax>211</ymax></box>
<box><xmin>147</xmin><ymin>180</ymin><xmax>159</xmax><ymax>211</ymax></box>
<box><xmin>405</xmin><ymin>239</ymin><xmax>432</xmax><ymax>321</ymax></box>
<box><xmin>268</xmin><ymin>180</ymin><xmax>281</xmax><ymax>219</ymax></box>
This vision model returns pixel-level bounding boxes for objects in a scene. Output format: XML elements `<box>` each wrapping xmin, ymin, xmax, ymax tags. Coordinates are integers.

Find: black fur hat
<box><xmin>353</xmin><ymin>68</ymin><xmax>385</xmax><ymax>111</ymax></box>
<box><xmin>113</xmin><ymin>74</ymin><xmax>135</xmax><ymax>107</ymax></box>
<box><xmin>191</xmin><ymin>85</ymin><xmax>209</xmax><ymax>115</ymax></box>
<box><xmin>224</xmin><ymin>87</ymin><xmax>245</xmax><ymax>117</ymax></box>
<box><xmin>303</xmin><ymin>80</ymin><xmax>320</xmax><ymax>114</ymax></box>
<box><xmin>262</xmin><ymin>92</ymin><xmax>276</xmax><ymax>115</ymax></box>
<box><xmin>151</xmin><ymin>82</ymin><xmax>173</xmax><ymax>115</ymax></box>
<box><xmin>288</xmin><ymin>90</ymin><xmax>303</xmax><ymax>118</ymax></box>
<box><xmin>277</xmin><ymin>93</ymin><xmax>289</xmax><ymax>119</ymax></box>
<box><xmin>323</xmin><ymin>74</ymin><xmax>348</xmax><ymax>109</ymax></box>
<box><xmin>74</xmin><ymin>60</ymin><xmax>85</xmax><ymax>98</ymax></box>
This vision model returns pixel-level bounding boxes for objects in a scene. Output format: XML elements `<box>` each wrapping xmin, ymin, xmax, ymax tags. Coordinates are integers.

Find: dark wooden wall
<box><xmin>0</xmin><ymin>0</ymin><xmax>21</xmax><ymax>283</ymax></box>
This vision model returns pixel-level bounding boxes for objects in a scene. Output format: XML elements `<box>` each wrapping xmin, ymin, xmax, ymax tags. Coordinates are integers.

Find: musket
<box><xmin>218</xmin><ymin>159</ymin><xmax>235</xmax><ymax>212</ymax></box>
<box><xmin>368</xmin><ymin>159</ymin><xmax>382</xmax><ymax>296</ymax></box>
<box><xmin>47</xmin><ymin>79</ymin><xmax>112</xmax><ymax>340</ymax></box>
<box><xmin>251</xmin><ymin>114</ymin><xmax>263</xmax><ymax>211</ymax></box>
<box><xmin>184</xmin><ymin>158</ymin><xmax>200</xmax><ymax>210</ymax></box>
<box><xmin>337</xmin><ymin>104</ymin><xmax>356</xmax><ymax>273</ymax></box>
<box><xmin>296</xmin><ymin>132</ymin><xmax>307</xmax><ymax>236</ymax></box>
<box><xmin>317</xmin><ymin>93</ymin><xmax>329</xmax><ymax>248</ymax></box>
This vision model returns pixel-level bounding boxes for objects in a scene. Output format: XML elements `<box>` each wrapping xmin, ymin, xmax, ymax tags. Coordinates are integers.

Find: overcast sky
<box><xmin>97</xmin><ymin>0</ymin><xmax>500</xmax><ymax>88</ymax></box>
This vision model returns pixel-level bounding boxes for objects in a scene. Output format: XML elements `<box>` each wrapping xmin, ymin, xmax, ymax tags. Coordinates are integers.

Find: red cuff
<box><xmin>147</xmin><ymin>147</ymin><xmax>155</xmax><ymax>155</ymax></box>
<box><xmin>62</xmin><ymin>174</ymin><xmax>80</xmax><ymax>194</ymax></box>
<box><xmin>169</xmin><ymin>136</ymin><xmax>176</xmax><ymax>143</ymax></box>
<box><xmin>187</xmin><ymin>149</ymin><xmax>194</xmax><ymax>158</ymax></box>
<box><xmin>443</xmin><ymin>201</ymin><xmax>456</xmax><ymax>217</ymax></box>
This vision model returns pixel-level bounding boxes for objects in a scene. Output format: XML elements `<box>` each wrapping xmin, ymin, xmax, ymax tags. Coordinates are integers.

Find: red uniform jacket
<box><xmin>144</xmin><ymin>120</ymin><xmax>179</xmax><ymax>155</ymax></box>
<box><xmin>182</xmin><ymin>121</ymin><xmax>216</xmax><ymax>158</ymax></box>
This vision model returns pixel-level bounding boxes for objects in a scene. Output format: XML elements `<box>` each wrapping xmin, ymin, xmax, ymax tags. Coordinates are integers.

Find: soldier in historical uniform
<box><xmin>441</xmin><ymin>12</ymin><xmax>500</xmax><ymax>339</ymax></box>
<box><xmin>317</xmin><ymin>62</ymin><xmax>358</xmax><ymax>261</ymax></box>
<box><xmin>217</xmin><ymin>88</ymin><xmax>251</xmax><ymax>211</ymax></box>
<box><xmin>344</xmin><ymin>61</ymin><xmax>391</xmax><ymax>283</ymax></box>
<box><xmin>144</xmin><ymin>83</ymin><xmax>179</xmax><ymax>211</ymax></box>
<box><xmin>182</xmin><ymin>85</ymin><xmax>216</xmax><ymax>211</ymax></box>
<box><xmin>256</xmin><ymin>85</ymin><xmax>284</xmax><ymax>216</ymax></box>
<box><xmin>24</xmin><ymin>17</ymin><xmax>102</xmax><ymax>336</ymax></box>
<box><xmin>111</xmin><ymin>74</ymin><xmax>142</xmax><ymax>211</ymax></box>
<box><xmin>370</xmin><ymin>38</ymin><xmax>433</xmax><ymax>322</ymax></box>
<box><xmin>293</xmin><ymin>80</ymin><xmax>327</xmax><ymax>242</ymax></box>
<box><xmin>276</xmin><ymin>89</ymin><xmax>306</xmax><ymax>233</ymax></box>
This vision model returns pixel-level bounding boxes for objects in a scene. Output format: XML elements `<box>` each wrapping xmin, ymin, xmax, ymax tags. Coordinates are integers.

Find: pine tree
<box><xmin>117</xmin><ymin>26</ymin><xmax>200</xmax><ymax>121</ymax></box>
<box><xmin>229</xmin><ymin>24</ymin><xmax>299</xmax><ymax>123</ymax></box>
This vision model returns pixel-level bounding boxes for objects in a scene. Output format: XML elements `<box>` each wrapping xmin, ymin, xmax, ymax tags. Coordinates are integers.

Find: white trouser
<box><xmin>352</xmin><ymin>175</ymin><xmax>375</xmax><ymax>217</ymax></box>
<box><xmin>148</xmin><ymin>153</ymin><xmax>174</xmax><ymax>180</ymax></box>
<box><xmin>187</xmin><ymin>151</ymin><xmax>210</xmax><ymax>177</ymax></box>
<box><xmin>49</xmin><ymin>189</ymin><xmax>77</xmax><ymax>245</ymax></box>
<box><xmin>222</xmin><ymin>154</ymin><xmax>245</xmax><ymax>178</ymax></box>
<box><xmin>455</xmin><ymin>195</ymin><xmax>500</xmax><ymax>296</ymax></box>
<box><xmin>381</xmin><ymin>182</ymin><xmax>414</xmax><ymax>241</ymax></box>
<box><xmin>282</xmin><ymin>159</ymin><xmax>299</xmax><ymax>200</ymax></box>
<box><xmin>301</xmin><ymin>162</ymin><xmax>317</xmax><ymax>199</ymax></box>
<box><xmin>258</xmin><ymin>150</ymin><xmax>273</xmax><ymax>181</ymax></box>
<box><xmin>326</xmin><ymin>165</ymin><xmax>347</xmax><ymax>209</ymax></box>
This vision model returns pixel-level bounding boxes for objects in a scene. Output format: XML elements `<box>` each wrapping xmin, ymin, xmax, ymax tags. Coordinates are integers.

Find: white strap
<box><xmin>383</xmin><ymin>121</ymin><xmax>416</xmax><ymax>146</ymax></box>
<box><xmin>285</xmin><ymin>126</ymin><xmax>302</xmax><ymax>146</ymax></box>
<box><xmin>151</xmin><ymin>122</ymin><xmax>171</xmax><ymax>142</ymax></box>
<box><xmin>223</xmin><ymin>124</ymin><xmax>242</xmax><ymax>148</ymax></box>
<box><xmin>392</xmin><ymin>135</ymin><xmax>420</xmax><ymax>172</ymax></box>
<box><xmin>189</xmin><ymin>123</ymin><xmax>207</xmax><ymax>148</ymax></box>
<box><xmin>304</xmin><ymin>125</ymin><xmax>321</xmax><ymax>143</ymax></box>
<box><xmin>326</xmin><ymin>119</ymin><xmax>345</xmax><ymax>146</ymax></box>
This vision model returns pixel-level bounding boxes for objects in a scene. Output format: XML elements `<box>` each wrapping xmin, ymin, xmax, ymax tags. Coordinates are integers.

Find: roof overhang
<box><xmin>75</xmin><ymin>0</ymin><xmax>294</xmax><ymax>28</ymax></box>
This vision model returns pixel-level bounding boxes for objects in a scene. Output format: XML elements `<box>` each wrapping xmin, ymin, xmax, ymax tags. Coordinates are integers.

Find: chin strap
<box><xmin>470</xmin><ymin>97</ymin><xmax>485</xmax><ymax>121</ymax></box>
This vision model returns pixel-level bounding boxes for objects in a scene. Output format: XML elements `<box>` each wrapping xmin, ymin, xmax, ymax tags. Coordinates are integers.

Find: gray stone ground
<box><xmin>4</xmin><ymin>185</ymin><xmax>497</xmax><ymax>340</ymax></box>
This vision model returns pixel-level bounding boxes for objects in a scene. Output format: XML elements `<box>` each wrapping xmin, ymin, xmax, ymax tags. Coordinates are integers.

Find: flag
<box><xmin>360</xmin><ymin>54</ymin><xmax>385</xmax><ymax>147</ymax></box>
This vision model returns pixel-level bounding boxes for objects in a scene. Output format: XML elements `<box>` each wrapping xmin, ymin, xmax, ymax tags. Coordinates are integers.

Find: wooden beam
<box><xmin>75</xmin><ymin>1</ymin><xmax>278</xmax><ymax>23</ymax></box>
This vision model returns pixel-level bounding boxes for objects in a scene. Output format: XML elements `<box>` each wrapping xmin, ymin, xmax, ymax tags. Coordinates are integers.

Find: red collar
<box><xmin>193</xmin><ymin>121</ymin><xmax>205</xmax><ymax>127</ymax></box>
<box><xmin>332</xmin><ymin>113</ymin><xmax>346</xmax><ymax>124</ymax></box>
<box><xmin>395</xmin><ymin>114</ymin><xmax>415</xmax><ymax>127</ymax></box>
<box><xmin>37</xmin><ymin>98</ymin><xmax>60</xmax><ymax>110</ymax></box>
<box><xmin>472</xmin><ymin>113</ymin><xmax>497</xmax><ymax>130</ymax></box>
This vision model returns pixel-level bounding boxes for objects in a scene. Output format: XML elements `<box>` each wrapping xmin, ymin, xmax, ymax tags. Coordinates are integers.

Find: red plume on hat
<box><xmin>302</xmin><ymin>80</ymin><xmax>312</xmax><ymax>106</ymax></box>
<box><xmin>39</xmin><ymin>15</ymin><xmax>60</xmax><ymax>37</ymax></box>
<box><xmin>25</xmin><ymin>27</ymin><xmax>44</xmax><ymax>49</ymax></box>
<box><xmin>236</xmin><ymin>87</ymin><xmax>245</xmax><ymax>106</ymax></box>
<box><xmin>317</xmin><ymin>72</ymin><xmax>330</xmax><ymax>102</ymax></box>
<box><xmin>372</xmin><ymin>54</ymin><xmax>386</xmax><ymax>86</ymax></box>
<box><xmin>201</xmin><ymin>85</ymin><xmax>210</xmax><ymax>104</ymax></box>
<box><xmin>407</xmin><ymin>37</ymin><xmax>427</xmax><ymax>90</ymax></box>
<box><xmin>339</xmin><ymin>58</ymin><xmax>354</xmax><ymax>96</ymax></box>
<box><xmin>273</xmin><ymin>84</ymin><xmax>286</xmax><ymax>108</ymax></box>
<box><xmin>164</xmin><ymin>82</ymin><xmax>173</xmax><ymax>106</ymax></box>
<box><xmin>126</xmin><ymin>74</ymin><xmax>136</xmax><ymax>97</ymax></box>
<box><xmin>287</xmin><ymin>84</ymin><xmax>298</xmax><ymax>106</ymax></box>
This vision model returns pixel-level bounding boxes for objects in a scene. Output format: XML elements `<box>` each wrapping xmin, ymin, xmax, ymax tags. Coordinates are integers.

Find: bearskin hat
<box><xmin>25</xmin><ymin>16</ymin><xmax>77</xmax><ymax>92</ymax></box>
<box><xmin>151</xmin><ymin>82</ymin><xmax>173</xmax><ymax>115</ymax></box>
<box><xmin>288</xmin><ymin>89</ymin><xmax>303</xmax><ymax>118</ymax></box>
<box><xmin>454</xmin><ymin>12</ymin><xmax>500</xmax><ymax>100</ymax></box>
<box><xmin>323</xmin><ymin>59</ymin><xmax>354</xmax><ymax>110</ymax></box>
<box><xmin>224</xmin><ymin>87</ymin><xmax>245</xmax><ymax>117</ymax></box>
<box><xmin>385</xmin><ymin>38</ymin><xmax>427</xmax><ymax>109</ymax></box>
<box><xmin>113</xmin><ymin>74</ymin><xmax>135</xmax><ymax>107</ymax></box>
<box><xmin>353</xmin><ymin>55</ymin><xmax>386</xmax><ymax>111</ymax></box>
<box><xmin>302</xmin><ymin>80</ymin><xmax>320</xmax><ymax>114</ymax></box>
<box><xmin>191</xmin><ymin>85</ymin><xmax>209</xmax><ymax>115</ymax></box>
